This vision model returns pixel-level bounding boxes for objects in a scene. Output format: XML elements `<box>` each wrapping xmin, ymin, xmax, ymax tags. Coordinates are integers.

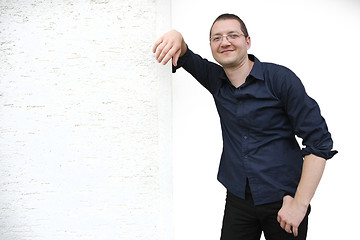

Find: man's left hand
<box><xmin>277</xmin><ymin>195</ymin><xmax>308</xmax><ymax>237</ymax></box>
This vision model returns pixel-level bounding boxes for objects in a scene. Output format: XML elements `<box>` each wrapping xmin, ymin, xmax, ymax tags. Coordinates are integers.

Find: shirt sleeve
<box><xmin>275</xmin><ymin>68</ymin><xmax>338</xmax><ymax>160</ymax></box>
<box><xmin>172</xmin><ymin>46</ymin><xmax>223</xmax><ymax>95</ymax></box>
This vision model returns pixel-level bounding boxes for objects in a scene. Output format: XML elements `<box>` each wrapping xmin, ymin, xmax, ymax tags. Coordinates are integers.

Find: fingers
<box><xmin>278</xmin><ymin>215</ymin><xmax>295</xmax><ymax>236</ymax></box>
<box><xmin>153</xmin><ymin>30</ymin><xmax>184</xmax><ymax>66</ymax></box>
<box><xmin>293</xmin><ymin>226</ymin><xmax>299</xmax><ymax>237</ymax></box>
<box><xmin>154</xmin><ymin>41</ymin><xmax>167</xmax><ymax>62</ymax></box>
<box><xmin>153</xmin><ymin>39</ymin><xmax>167</xmax><ymax>64</ymax></box>
<box><xmin>277</xmin><ymin>197</ymin><xmax>299</xmax><ymax>237</ymax></box>
<box><xmin>154</xmin><ymin>41</ymin><xmax>179</xmax><ymax>65</ymax></box>
<box><xmin>284</xmin><ymin>223</ymin><xmax>292</xmax><ymax>235</ymax></box>
<box><xmin>152</xmin><ymin>37</ymin><xmax>162</xmax><ymax>53</ymax></box>
<box><xmin>160</xmin><ymin>44</ymin><xmax>175</xmax><ymax>65</ymax></box>
<box><xmin>172</xmin><ymin>49</ymin><xmax>181</xmax><ymax>67</ymax></box>
<box><xmin>278</xmin><ymin>218</ymin><xmax>299</xmax><ymax>237</ymax></box>
<box><xmin>277</xmin><ymin>215</ymin><xmax>291</xmax><ymax>233</ymax></box>
<box><xmin>283</xmin><ymin>224</ymin><xmax>299</xmax><ymax>237</ymax></box>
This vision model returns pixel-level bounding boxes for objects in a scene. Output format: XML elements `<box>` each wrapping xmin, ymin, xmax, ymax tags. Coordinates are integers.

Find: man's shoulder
<box><xmin>260</xmin><ymin>60</ymin><xmax>298</xmax><ymax>84</ymax></box>
<box><xmin>254</xmin><ymin>56</ymin><xmax>303</xmax><ymax>99</ymax></box>
<box><xmin>262</xmin><ymin>60</ymin><xmax>293</xmax><ymax>75</ymax></box>
<box><xmin>250</xmin><ymin>54</ymin><xmax>295</xmax><ymax>82</ymax></box>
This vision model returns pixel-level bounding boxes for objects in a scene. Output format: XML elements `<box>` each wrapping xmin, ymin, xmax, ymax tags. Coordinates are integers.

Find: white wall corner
<box><xmin>156</xmin><ymin>0</ymin><xmax>173</xmax><ymax>239</ymax></box>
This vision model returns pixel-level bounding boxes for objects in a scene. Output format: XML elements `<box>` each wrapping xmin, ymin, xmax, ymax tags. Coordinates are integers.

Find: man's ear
<box><xmin>246</xmin><ymin>36</ymin><xmax>251</xmax><ymax>50</ymax></box>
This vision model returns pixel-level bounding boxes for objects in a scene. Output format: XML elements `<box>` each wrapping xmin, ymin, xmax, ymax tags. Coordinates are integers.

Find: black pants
<box><xmin>220</xmin><ymin>183</ymin><xmax>311</xmax><ymax>240</ymax></box>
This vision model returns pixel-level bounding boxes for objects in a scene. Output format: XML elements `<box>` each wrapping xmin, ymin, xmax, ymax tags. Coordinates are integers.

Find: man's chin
<box><xmin>217</xmin><ymin>60</ymin><xmax>237</xmax><ymax>69</ymax></box>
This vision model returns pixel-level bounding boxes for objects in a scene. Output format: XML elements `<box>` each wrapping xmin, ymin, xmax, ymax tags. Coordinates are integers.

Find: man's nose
<box><xmin>220</xmin><ymin>36</ymin><xmax>231</xmax><ymax>46</ymax></box>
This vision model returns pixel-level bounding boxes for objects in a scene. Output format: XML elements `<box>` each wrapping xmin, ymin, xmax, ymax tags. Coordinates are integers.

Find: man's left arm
<box><xmin>273</xmin><ymin>69</ymin><xmax>337</xmax><ymax>237</ymax></box>
<box><xmin>277</xmin><ymin>154</ymin><xmax>326</xmax><ymax>237</ymax></box>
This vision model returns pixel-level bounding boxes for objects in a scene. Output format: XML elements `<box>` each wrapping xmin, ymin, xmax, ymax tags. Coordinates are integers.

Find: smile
<box><xmin>220</xmin><ymin>49</ymin><xmax>234</xmax><ymax>54</ymax></box>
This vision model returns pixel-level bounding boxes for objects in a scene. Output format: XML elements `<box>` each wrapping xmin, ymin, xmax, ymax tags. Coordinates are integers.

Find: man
<box><xmin>153</xmin><ymin>13</ymin><xmax>337</xmax><ymax>240</ymax></box>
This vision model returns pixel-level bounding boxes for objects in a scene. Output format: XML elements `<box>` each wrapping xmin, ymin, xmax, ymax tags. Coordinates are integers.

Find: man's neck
<box><xmin>224</xmin><ymin>58</ymin><xmax>254</xmax><ymax>88</ymax></box>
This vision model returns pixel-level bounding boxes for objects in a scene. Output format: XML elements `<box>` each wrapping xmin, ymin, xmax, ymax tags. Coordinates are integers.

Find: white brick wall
<box><xmin>0</xmin><ymin>0</ymin><xmax>172</xmax><ymax>239</ymax></box>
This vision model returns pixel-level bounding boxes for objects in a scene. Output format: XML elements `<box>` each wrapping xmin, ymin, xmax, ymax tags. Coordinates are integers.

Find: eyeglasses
<box><xmin>210</xmin><ymin>33</ymin><xmax>245</xmax><ymax>43</ymax></box>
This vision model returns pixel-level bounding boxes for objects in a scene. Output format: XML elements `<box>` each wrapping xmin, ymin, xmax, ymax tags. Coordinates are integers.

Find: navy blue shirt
<box><xmin>173</xmin><ymin>48</ymin><xmax>337</xmax><ymax>205</ymax></box>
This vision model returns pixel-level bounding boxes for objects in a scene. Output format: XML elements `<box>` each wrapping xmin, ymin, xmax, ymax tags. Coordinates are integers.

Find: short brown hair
<box><xmin>210</xmin><ymin>13</ymin><xmax>249</xmax><ymax>39</ymax></box>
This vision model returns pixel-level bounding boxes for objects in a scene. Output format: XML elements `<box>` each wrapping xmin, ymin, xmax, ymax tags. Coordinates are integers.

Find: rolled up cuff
<box><xmin>301</xmin><ymin>147</ymin><xmax>338</xmax><ymax>160</ymax></box>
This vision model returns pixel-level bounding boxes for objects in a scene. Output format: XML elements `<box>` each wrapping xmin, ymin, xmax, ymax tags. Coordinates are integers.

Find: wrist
<box><xmin>180</xmin><ymin>42</ymin><xmax>187</xmax><ymax>57</ymax></box>
<box><xmin>293</xmin><ymin>195</ymin><xmax>310</xmax><ymax>209</ymax></box>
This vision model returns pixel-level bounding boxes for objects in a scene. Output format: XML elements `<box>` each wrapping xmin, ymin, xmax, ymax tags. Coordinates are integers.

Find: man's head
<box><xmin>209</xmin><ymin>13</ymin><xmax>251</xmax><ymax>69</ymax></box>
<box><xmin>210</xmin><ymin>13</ymin><xmax>249</xmax><ymax>40</ymax></box>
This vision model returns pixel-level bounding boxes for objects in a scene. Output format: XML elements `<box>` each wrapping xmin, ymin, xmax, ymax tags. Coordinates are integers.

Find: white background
<box><xmin>171</xmin><ymin>0</ymin><xmax>360</xmax><ymax>239</ymax></box>
<box><xmin>1</xmin><ymin>0</ymin><xmax>359</xmax><ymax>239</ymax></box>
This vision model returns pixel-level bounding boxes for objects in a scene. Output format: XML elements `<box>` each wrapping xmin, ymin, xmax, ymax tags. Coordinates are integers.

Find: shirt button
<box><xmin>244</xmin><ymin>136</ymin><xmax>248</xmax><ymax>140</ymax></box>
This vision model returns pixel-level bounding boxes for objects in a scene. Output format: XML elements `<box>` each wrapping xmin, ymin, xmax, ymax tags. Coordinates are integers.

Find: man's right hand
<box><xmin>152</xmin><ymin>30</ymin><xmax>187</xmax><ymax>67</ymax></box>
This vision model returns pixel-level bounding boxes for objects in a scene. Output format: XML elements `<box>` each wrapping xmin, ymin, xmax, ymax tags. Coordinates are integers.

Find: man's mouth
<box><xmin>220</xmin><ymin>49</ymin><xmax>234</xmax><ymax>54</ymax></box>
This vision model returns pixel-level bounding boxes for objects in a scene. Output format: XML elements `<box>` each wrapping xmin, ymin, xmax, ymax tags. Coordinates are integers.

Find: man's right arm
<box><xmin>153</xmin><ymin>30</ymin><xmax>222</xmax><ymax>94</ymax></box>
<box><xmin>152</xmin><ymin>30</ymin><xmax>187</xmax><ymax>67</ymax></box>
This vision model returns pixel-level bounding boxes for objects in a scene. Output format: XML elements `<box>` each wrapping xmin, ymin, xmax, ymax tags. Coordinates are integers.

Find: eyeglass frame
<box><xmin>209</xmin><ymin>33</ymin><xmax>246</xmax><ymax>44</ymax></box>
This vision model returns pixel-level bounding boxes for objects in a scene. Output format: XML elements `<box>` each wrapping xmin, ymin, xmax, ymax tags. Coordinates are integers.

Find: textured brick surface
<box><xmin>0</xmin><ymin>0</ymin><xmax>171</xmax><ymax>239</ymax></box>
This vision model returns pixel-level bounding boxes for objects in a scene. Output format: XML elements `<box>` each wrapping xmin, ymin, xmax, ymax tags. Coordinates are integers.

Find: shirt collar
<box><xmin>248</xmin><ymin>54</ymin><xmax>264</xmax><ymax>81</ymax></box>
<box><xmin>219</xmin><ymin>54</ymin><xmax>264</xmax><ymax>81</ymax></box>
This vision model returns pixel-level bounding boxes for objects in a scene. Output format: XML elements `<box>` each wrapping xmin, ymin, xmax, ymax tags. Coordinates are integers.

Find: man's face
<box><xmin>210</xmin><ymin>19</ymin><xmax>251</xmax><ymax>69</ymax></box>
